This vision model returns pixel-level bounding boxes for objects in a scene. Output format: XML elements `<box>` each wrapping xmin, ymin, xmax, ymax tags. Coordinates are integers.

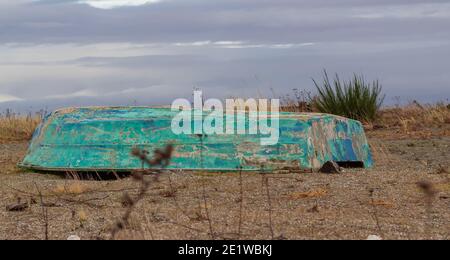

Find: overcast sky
<box><xmin>0</xmin><ymin>0</ymin><xmax>449</xmax><ymax>112</ymax></box>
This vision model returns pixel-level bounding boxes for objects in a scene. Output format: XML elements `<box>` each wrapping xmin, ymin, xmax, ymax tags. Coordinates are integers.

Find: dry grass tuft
<box><xmin>288</xmin><ymin>188</ymin><xmax>328</xmax><ymax>199</ymax></box>
<box><xmin>369</xmin><ymin>141</ymin><xmax>400</xmax><ymax>166</ymax></box>
<box><xmin>0</xmin><ymin>111</ymin><xmax>42</xmax><ymax>143</ymax></box>
<box><xmin>278</xmin><ymin>89</ymin><xmax>316</xmax><ymax>112</ymax></box>
<box><xmin>53</xmin><ymin>182</ymin><xmax>89</xmax><ymax>195</ymax></box>
<box><xmin>380</xmin><ymin>103</ymin><xmax>449</xmax><ymax>130</ymax></box>
<box><xmin>78</xmin><ymin>210</ymin><xmax>88</xmax><ymax>223</ymax></box>
<box><xmin>369</xmin><ymin>199</ymin><xmax>395</xmax><ymax>209</ymax></box>
<box><xmin>370</xmin><ymin>102</ymin><xmax>450</xmax><ymax>139</ymax></box>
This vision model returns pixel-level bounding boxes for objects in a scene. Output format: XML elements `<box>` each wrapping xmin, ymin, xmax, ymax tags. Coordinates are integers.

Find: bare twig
<box><xmin>34</xmin><ymin>182</ymin><xmax>49</xmax><ymax>240</ymax></box>
<box><xmin>111</xmin><ymin>172</ymin><xmax>153</xmax><ymax>239</ymax></box>
<box><xmin>168</xmin><ymin>219</ymin><xmax>205</xmax><ymax>233</ymax></box>
<box><xmin>202</xmin><ymin>181</ymin><xmax>215</xmax><ymax>240</ymax></box>
<box><xmin>263</xmin><ymin>176</ymin><xmax>275</xmax><ymax>240</ymax></box>
<box><xmin>237</xmin><ymin>166</ymin><xmax>244</xmax><ymax>239</ymax></box>
<box><xmin>417</xmin><ymin>180</ymin><xmax>437</xmax><ymax>240</ymax></box>
<box><xmin>110</xmin><ymin>145</ymin><xmax>173</xmax><ymax>240</ymax></box>
<box><xmin>166</xmin><ymin>173</ymin><xmax>193</xmax><ymax>220</ymax></box>
<box><xmin>60</xmin><ymin>195</ymin><xmax>110</xmax><ymax>208</ymax></box>
<box><xmin>143</xmin><ymin>212</ymin><xmax>155</xmax><ymax>240</ymax></box>
<box><xmin>368</xmin><ymin>188</ymin><xmax>383</xmax><ymax>236</ymax></box>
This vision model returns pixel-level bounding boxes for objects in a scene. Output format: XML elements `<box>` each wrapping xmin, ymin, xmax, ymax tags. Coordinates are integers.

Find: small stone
<box><xmin>275</xmin><ymin>234</ymin><xmax>288</xmax><ymax>240</ymax></box>
<box><xmin>67</xmin><ymin>235</ymin><xmax>81</xmax><ymax>240</ymax></box>
<box><xmin>6</xmin><ymin>203</ymin><xmax>28</xmax><ymax>212</ymax></box>
<box><xmin>307</xmin><ymin>205</ymin><xmax>319</xmax><ymax>213</ymax></box>
<box><xmin>372</xmin><ymin>124</ymin><xmax>384</xmax><ymax>130</ymax></box>
<box><xmin>436</xmin><ymin>165</ymin><xmax>449</xmax><ymax>174</ymax></box>
<box><xmin>366</xmin><ymin>235</ymin><xmax>383</xmax><ymax>240</ymax></box>
<box><xmin>319</xmin><ymin>161</ymin><xmax>341</xmax><ymax>174</ymax></box>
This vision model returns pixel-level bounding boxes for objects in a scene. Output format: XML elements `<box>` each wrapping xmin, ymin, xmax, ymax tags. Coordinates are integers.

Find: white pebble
<box><xmin>366</xmin><ymin>235</ymin><xmax>383</xmax><ymax>240</ymax></box>
<box><xmin>67</xmin><ymin>235</ymin><xmax>81</xmax><ymax>240</ymax></box>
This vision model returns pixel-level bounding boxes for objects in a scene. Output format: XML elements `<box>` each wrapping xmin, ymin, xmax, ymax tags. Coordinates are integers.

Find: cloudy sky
<box><xmin>0</xmin><ymin>0</ymin><xmax>449</xmax><ymax>112</ymax></box>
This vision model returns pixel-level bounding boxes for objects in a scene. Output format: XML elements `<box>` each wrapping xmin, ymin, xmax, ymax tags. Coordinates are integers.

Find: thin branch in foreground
<box><xmin>368</xmin><ymin>188</ymin><xmax>383</xmax><ymax>236</ymax></box>
<box><xmin>110</xmin><ymin>145</ymin><xmax>173</xmax><ymax>240</ymax></box>
<box><xmin>237</xmin><ymin>166</ymin><xmax>244</xmax><ymax>239</ymax></box>
<box><xmin>202</xmin><ymin>181</ymin><xmax>215</xmax><ymax>240</ymax></box>
<box><xmin>263</xmin><ymin>176</ymin><xmax>275</xmax><ymax>240</ymax></box>
<box><xmin>34</xmin><ymin>182</ymin><xmax>49</xmax><ymax>240</ymax></box>
<box><xmin>166</xmin><ymin>173</ymin><xmax>194</xmax><ymax>220</ymax></box>
<box><xmin>416</xmin><ymin>180</ymin><xmax>437</xmax><ymax>240</ymax></box>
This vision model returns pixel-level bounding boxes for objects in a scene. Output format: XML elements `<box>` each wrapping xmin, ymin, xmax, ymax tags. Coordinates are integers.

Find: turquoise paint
<box><xmin>20</xmin><ymin>107</ymin><xmax>373</xmax><ymax>172</ymax></box>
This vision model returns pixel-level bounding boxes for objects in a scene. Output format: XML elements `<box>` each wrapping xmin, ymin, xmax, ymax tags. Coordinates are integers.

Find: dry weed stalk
<box><xmin>142</xmin><ymin>212</ymin><xmax>155</xmax><ymax>240</ymax></box>
<box><xmin>263</xmin><ymin>176</ymin><xmax>275</xmax><ymax>240</ymax></box>
<box><xmin>34</xmin><ymin>182</ymin><xmax>49</xmax><ymax>240</ymax></box>
<box><xmin>369</xmin><ymin>141</ymin><xmax>397</xmax><ymax>166</ymax></box>
<box><xmin>416</xmin><ymin>180</ymin><xmax>437</xmax><ymax>239</ymax></box>
<box><xmin>368</xmin><ymin>188</ymin><xmax>383</xmax><ymax>237</ymax></box>
<box><xmin>110</xmin><ymin>145</ymin><xmax>173</xmax><ymax>239</ymax></box>
<box><xmin>279</xmin><ymin>89</ymin><xmax>315</xmax><ymax>112</ymax></box>
<box><xmin>237</xmin><ymin>166</ymin><xmax>244</xmax><ymax>239</ymax></box>
<box><xmin>164</xmin><ymin>173</ymin><xmax>195</xmax><ymax>220</ymax></box>
<box><xmin>202</xmin><ymin>181</ymin><xmax>215</xmax><ymax>240</ymax></box>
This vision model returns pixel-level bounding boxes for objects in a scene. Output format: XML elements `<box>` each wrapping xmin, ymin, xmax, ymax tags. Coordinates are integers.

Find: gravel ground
<box><xmin>0</xmin><ymin>136</ymin><xmax>449</xmax><ymax>240</ymax></box>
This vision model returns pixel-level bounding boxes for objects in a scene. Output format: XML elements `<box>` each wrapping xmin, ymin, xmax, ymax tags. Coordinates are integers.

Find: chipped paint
<box><xmin>19</xmin><ymin>107</ymin><xmax>373</xmax><ymax>172</ymax></box>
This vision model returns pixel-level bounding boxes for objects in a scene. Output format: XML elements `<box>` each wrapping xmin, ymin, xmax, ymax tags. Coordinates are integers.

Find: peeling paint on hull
<box><xmin>20</xmin><ymin>107</ymin><xmax>373</xmax><ymax>172</ymax></box>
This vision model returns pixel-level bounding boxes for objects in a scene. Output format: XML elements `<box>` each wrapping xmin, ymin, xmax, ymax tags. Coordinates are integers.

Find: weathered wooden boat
<box><xmin>20</xmin><ymin>107</ymin><xmax>373</xmax><ymax>172</ymax></box>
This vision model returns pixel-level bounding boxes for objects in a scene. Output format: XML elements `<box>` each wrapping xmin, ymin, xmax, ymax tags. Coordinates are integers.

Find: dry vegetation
<box><xmin>0</xmin><ymin>103</ymin><xmax>449</xmax><ymax>240</ymax></box>
<box><xmin>0</xmin><ymin>111</ymin><xmax>42</xmax><ymax>143</ymax></box>
<box><xmin>372</xmin><ymin>102</ymin><xmax>450</xmax><ymax>139</ymax></box>
<box><xmin>278</xmin><ymin>89</ymin><xmax>315</xmax><ymax>113</ymax></box>
<box><xmin>279</xmin><ymin>95</ymin><xmax>450</xmax><ymax>139</ymax></box>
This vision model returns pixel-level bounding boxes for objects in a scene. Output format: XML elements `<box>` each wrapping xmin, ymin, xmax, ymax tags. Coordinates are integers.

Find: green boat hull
<box><xmin>20</xmin><ymin>107</ymin><xmax>373</xmax><ymax>172</ymax></box>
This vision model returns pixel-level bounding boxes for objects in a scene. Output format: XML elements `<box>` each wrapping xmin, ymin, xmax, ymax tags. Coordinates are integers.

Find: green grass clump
<box><xmin>313</xmin><ymin>70</ymin><xmax>385</xmax><ymax>123</ymax></box>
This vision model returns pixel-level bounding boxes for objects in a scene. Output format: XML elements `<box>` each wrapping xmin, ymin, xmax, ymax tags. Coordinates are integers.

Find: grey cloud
<box><xmin>1</xmin><ymin>0</ymin><xmax>449</xmax><ymax>43</ymax></box>
<box><xmin>0</xmin><ymin>0</ymin><xmax>449</xmax><ymax>111</ymax></box>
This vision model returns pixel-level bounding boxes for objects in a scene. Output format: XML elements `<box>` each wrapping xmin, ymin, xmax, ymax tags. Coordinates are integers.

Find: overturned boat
<box><xmin>20</xmin><ymin>107</ymin><xmax>373</xmax><ymax>172</ymax></box>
